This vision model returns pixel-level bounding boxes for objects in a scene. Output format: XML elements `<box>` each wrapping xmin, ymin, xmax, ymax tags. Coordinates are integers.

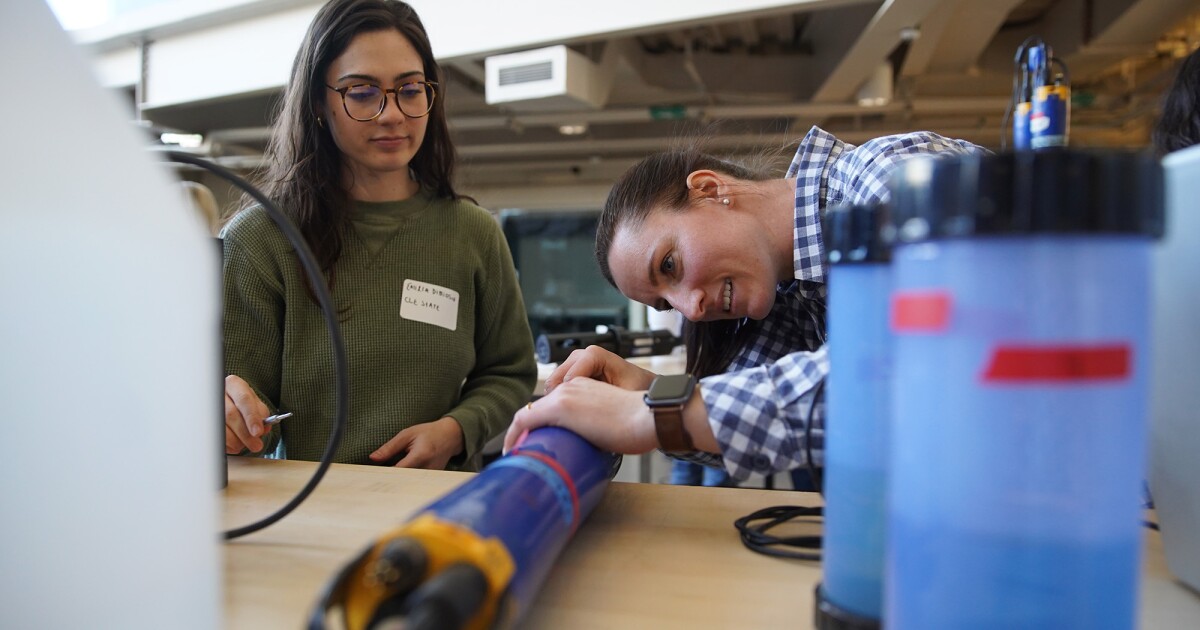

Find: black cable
<box><xmin>1050</xmin><ymin>56</ymin><xmax>1071</xmax><ymax>85</ymax></box>
<box><xmin>162</xmin><ymin>151</ymin><xmax>350</xmax><ymax>540</ymax></box>
<box><xmin>732</xmin><ymin>377</ymin><xmax>827</xmax><ymax>560</ymax></box>
<box><xmin>1001</xmin><ymin>54</ymin><xmax>1019</xmax><ymax>151</ymax></box>
<box><xmin>1000</xmin><ymin>87</ymin><xmax>1016</xmax><ymax>151</ymax></box>
<box><xmin>734</xmin><ymin>505</ymin><xmax>823</xmax><ymax>561</ymax></box>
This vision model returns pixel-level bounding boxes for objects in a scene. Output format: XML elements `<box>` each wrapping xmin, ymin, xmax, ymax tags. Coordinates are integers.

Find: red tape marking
<box><xmin>892</xmin><ymin>291</ymin><xmax>952</xmax><ymax>332</ymax></box>
<box><xmin>510</xmin><ymin>448</ymin><xmax>581</xmax><ymax>532</ymax></box>
<box><xmin>982</xmin><ymin>344</ymin><xmax>1131</xmax><ymax>382</ymax></box>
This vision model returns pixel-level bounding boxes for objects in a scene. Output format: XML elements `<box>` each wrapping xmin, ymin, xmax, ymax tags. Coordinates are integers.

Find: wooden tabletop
<box><xmin>223</xmin><ymin>457</ymin><xmax>1200</xmax><ymax>629</ymax></box>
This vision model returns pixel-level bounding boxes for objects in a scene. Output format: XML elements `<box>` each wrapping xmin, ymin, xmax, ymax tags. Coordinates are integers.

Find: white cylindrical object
<box><xmin>0</xmin><ymin>2</ymin><xmax>220</xmax><ymax>628</ymax></box>
<box><xmin>645</xmin><ymin>308</ymin><xmax>683</xmax><ymax>336</ymax></box>
<box><xmin>627</xmin><ymin>299</ymin><xmax>648</xmax><ymax>332</ymax></box>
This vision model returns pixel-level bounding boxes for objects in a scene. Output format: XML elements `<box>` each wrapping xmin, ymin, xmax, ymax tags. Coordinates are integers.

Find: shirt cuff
<box><xmin>698</xmin><ymin>346</ymin><xmax>829</xmax><ymax>480</ymax></box>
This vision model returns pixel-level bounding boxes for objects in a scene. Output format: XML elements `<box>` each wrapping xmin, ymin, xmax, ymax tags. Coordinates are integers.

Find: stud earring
<box><xmin>721</xmin><ymin>198</ymin><xmax>730</xmax><ymax>205</ymax></box>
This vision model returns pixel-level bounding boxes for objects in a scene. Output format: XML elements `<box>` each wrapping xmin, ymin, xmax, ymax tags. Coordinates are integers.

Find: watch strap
<box><xmin>652</xmin><ymin>404</ymin><xmax>694</xmax><ymax>452</ymax></box>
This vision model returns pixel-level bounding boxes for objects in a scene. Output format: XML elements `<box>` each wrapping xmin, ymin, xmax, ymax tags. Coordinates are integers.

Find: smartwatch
<box><xmin>644</xmin><ymin>374</ymin><xmax>697</xmax><ymax>452</ymax></box>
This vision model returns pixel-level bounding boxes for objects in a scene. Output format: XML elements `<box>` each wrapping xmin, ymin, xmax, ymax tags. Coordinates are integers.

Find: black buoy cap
<box><xmin>814</xmin><ymin>583</ymin><xmax>881</xmax><ymax>630</ymax></box>
<box><xmin>887</xmin><ymin>150</ymin><xmax>1164</xmax><ymax>244</ymax></box>
<box><xmin>823</xmin><ymin>202</ymin><xmax>890</xmax><ymax>265</ymax></box>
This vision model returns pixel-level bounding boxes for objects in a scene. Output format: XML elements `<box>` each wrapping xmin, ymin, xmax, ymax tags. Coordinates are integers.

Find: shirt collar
<box><xmin>787</xmin><ymin>126</ymin><xmax>848</xmax><ymax>284</ymax></box>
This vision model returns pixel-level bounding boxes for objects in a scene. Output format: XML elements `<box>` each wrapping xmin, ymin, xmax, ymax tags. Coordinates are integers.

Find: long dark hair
<box><xmin>1153</xmin><ymin>46</ymin><xmax>1200</xmax><ymax>157</ymax></box>
<box><xmin>597</xmin><ymin>148</ymin><xmax>778</xmax><ymax>377</ymax></box>
<box><xmin>253</xmin><ymin>0</ymin><xmax>459</xmax><ymax>289</ymax></box>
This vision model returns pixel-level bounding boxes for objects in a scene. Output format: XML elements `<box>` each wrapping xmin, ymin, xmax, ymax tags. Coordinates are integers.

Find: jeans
<box><xmin>789</xmin><ymin>467</ymin><xmax>821</xmax><ymax>492</ymax></box>
<box><xmin>669</xmin><ymin>460</ymin><xmax>737</xmax><ymax>487</ymax></box>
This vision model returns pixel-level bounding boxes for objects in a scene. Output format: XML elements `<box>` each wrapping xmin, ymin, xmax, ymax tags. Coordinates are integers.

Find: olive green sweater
<box><xmin>221</xmin><ymin>190</ymin><xmax>536</xmax><ymax>470</ymax></box>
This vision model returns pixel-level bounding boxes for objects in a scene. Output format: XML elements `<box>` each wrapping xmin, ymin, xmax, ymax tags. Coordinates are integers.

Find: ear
<box><xmin>686</xmin><ymin>170</ymin><xmax>731</xmax><ymax>205</ymax></box>
<box><xmin>314</xmin><ymin>90</ymin><xmax>332</xmax><ymax>123</ymax></box>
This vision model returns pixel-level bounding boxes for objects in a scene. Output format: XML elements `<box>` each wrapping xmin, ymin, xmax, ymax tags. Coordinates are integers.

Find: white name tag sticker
<box><xmin>401</xmin><ymin>279</ymin><xmax>459</xmax><ymax>331</ymax></box>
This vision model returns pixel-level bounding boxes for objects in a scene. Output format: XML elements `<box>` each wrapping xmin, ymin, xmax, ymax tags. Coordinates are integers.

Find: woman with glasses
<box><xmin>221</xmin><ymin>0</ymin><xmax>536</xmax><ymax>470</ymax></box>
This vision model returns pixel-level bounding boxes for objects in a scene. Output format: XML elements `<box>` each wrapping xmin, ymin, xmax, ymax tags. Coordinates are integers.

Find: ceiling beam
<box><xmin>738</xmin><ymin>20</ymin><xmax>762</xmax><ymax>48</ymax></box>
<box><xmin>760</xmin><ymin>14</ymin><xmax>795</xmax><ymax>45</ymax></box>
<box><xmin>74</xmin><ymin>0</ymin><xmax>317</xmax><ymax>53</ymax></box>
<box><xmin>1066</xmin><ymin>0</ymin><xmax>1200</xmax><ymax>81</ymax></box>
<box><xmin>428</xmin><ymin>0</ymin><xmax>876</xmax><ymax>61</ymax></box>
<box><xmin>204</xmin><ymin>96</ymin><xmax>1011</xmax><ymax>143</ymax></box>
<box><xmin>453</xmin><ymin>123</ymin><xmax>1143</xmax><ymax>159</ymax></box>
<box><xmin>979</xmin><ymin>0</ymin><xmax>1197</xmax><ymax>83</ymax></box>
<box><xmin>207</xmin><ymin>119</ymin><xmax>1146</xmax><ymax>173</ymax></box>
<box><xmin>630</xmin><ymin>49</ymin><xmax>814</xmax><ymax>97</ymax></box>
<box><xmin>926</xmin><ymin>0</ymin><xmax>1027</xmax><ymax>74</ymax></box>
<box><xmin>899</xmin><ymin>0</ymin><xmax>956</xmax><ymax>78</ymax></box>
<box><xmin>791</xmin><ymin>2</ymin><xmax>882</xmax><ymax>98</ymax></box>
<box><xmin>811</xmin><ymin>0</ymin><xmax>943</xmax><ymax>103</ymax></box>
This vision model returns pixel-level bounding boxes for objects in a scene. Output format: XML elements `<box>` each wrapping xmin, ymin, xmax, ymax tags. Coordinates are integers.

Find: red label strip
<box><xmin>892</xmin><ymin>291</ymin><xmax>952</xmax><ymax>333</ymax></box>
<box><xmin>982</xmin><ymin>344</ymin><xmax>1131</xmax><ymax>382</ymax></box>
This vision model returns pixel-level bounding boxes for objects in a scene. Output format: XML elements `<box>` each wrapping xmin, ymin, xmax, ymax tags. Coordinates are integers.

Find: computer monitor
<box><xmin>1150</xmin><ymin>143</ymin><xmax>1200</xmax><ymax>593</ymax></box>
<box><xmin>500</xmin><ymin>210</ymin><xmax>630</xmax><ymax>339</ymax></box>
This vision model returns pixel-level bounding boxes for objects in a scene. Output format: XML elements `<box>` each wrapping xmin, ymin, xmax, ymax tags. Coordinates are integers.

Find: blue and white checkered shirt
<box><xmin>689</xmin><ymin>126</ymin><xmax>982</xmax><ymax>480</ymax></box>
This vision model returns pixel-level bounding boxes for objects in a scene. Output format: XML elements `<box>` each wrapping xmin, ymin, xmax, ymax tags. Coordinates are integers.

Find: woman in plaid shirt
<box><xmin>505</xmin><ymin>127</ymin><xmax>981</xmax><ymax>481</ymax></box>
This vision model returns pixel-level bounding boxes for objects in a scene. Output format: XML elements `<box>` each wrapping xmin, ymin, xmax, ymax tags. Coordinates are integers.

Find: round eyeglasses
<box><xmin>325</xmin><ymin>81</ymin><xmax>438</xmax><ymax>121</ymax></box>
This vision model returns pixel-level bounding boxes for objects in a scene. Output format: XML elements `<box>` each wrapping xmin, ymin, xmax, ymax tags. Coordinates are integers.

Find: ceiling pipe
<box><xmin>448</xmin><ymin>96</ymin><xmax>1009</xmax><ymax>131</ymax></box>
<box><xmin>207</xmin><ymin>121</ymin><xmax>1144</xmax><ymax>172</ymax></box>
<box><xmin>205</xmin><ymin>96</ymin><xmax>1013</xmax><ymax>144</ymax></box>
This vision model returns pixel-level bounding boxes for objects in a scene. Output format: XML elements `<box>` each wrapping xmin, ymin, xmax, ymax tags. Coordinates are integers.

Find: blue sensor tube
<box><xmin>322</xmin><ymin>427</ymin><xmax>619</xmax><ymax>630</ymax></box>
<box><xmin>823</xmin><ymin>262</ymin><xmax>892</xmax><ymax>620</ymax></box>
<box><xmin>887</xmin><ymin>237</ymin><xmax>1151</xmax><ymax>629</ymax></box>
<box><xmin>423</xmin><ymin>427</ymin><xmax>619</xmax><ymax>618</ymax></box>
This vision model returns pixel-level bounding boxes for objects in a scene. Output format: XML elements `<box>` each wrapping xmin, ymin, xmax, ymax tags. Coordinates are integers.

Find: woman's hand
<box><xmin>544</xmin><ymin>345</ymin><xmax>657</xmax><ymax>394</ymax></box>
<box><xmin>503</xmin><ymin>378</ymin><xmax>658</xmax><ymax>455</ymax></box>
<box><xmin>370</xmin><ymin>417</ymin><xmax>465</xmax><ymax>469</ymax></box>
<box><xmin>224</xmin><ymin>374</ymin><xmax>271</xmax><ymax>454</ymax></box>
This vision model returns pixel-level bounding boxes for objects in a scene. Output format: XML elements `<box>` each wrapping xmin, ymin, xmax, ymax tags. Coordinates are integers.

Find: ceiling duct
<box><xmin>485</xmin><ymin>45</ymin><xmax>613</xmax><ymax>112</ymax></box>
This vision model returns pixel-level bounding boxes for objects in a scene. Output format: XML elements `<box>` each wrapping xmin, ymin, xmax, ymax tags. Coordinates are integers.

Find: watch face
<box><xmin>647</xmin><ymin>374</ymin><xmax>695</xmax><ymax>403</ymax></box>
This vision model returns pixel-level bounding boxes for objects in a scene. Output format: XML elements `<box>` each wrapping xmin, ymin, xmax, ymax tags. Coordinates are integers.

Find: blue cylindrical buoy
<box><xmin>815</xmin><ymin>202</ymin><xmax>891</xmax><ymax>630</ymax></box>
<box><xmin>884</xmin><ymin>151</ymin><xmax>1163</xmax><ymax>629</ymax></box>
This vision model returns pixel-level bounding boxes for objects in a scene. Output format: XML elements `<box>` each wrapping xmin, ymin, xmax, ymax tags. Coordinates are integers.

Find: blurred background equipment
<box><xmin>500</xmin><ymin>210</ymin><xmax>631</xmax><ymax>341</ymax></box>
<box><xmin>180</xmin><ymin>180</ymin><xmax>221</xmax><ymax>236</ymax></box>
<box><xmin>535</xmin><ymin>325</ymin><xmax>681</xmax><ymax>365</ymax></box>
<box><xmin>1010</xmin><ymin>36</ymin><xmax>1071</xmax><ymax>149</ymax></box>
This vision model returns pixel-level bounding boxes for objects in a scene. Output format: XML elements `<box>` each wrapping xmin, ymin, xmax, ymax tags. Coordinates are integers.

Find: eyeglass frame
<box><xmin>324</xmin><ymin>81</ymin><xmax>439</xmax><ymax>122</ymax></box>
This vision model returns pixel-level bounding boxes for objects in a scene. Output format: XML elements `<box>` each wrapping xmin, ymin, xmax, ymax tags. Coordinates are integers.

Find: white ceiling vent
<box><xmin>485</xmin><ymin>45</ymin><xmax>610</xmax><ymax>112</ymax></box>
